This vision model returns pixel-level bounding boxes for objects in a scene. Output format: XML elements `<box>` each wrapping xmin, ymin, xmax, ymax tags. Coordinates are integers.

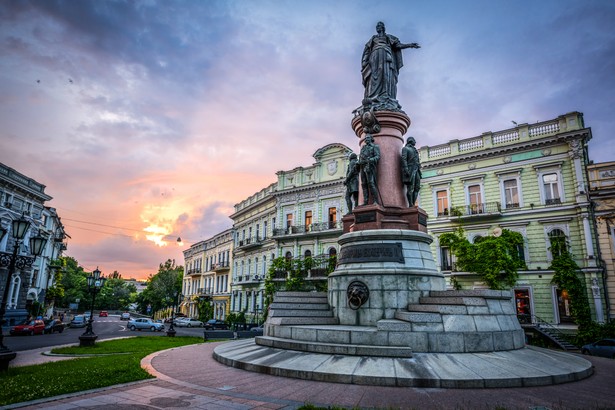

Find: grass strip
<box><xmin>0</xmin><ymin>336</ymin><xmax>203</xmax><ymax>406</ymax></box>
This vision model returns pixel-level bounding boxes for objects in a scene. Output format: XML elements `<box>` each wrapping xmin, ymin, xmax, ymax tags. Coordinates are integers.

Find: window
<box><xmin>468</xmin><ymin>184</ymin><xmax>483</xmax><ymax>214</ymax></box>
<box><xmin>503</xmin><ymin>179</ymin><xmax>519</xmax><ymax>208</ymax></box>
<box><xmin>286</xmin><ymin>213</ymin><xmax>293</xmax><ymax>228</ymax></box>
<box><xmin>8</xmin><ymin>275</ymin><xmax>20</xmax><ymax>309</ymax></box>
<box><xmin>31</xmin><ymin>269</ymin><xmax>39</xmax><ymax>287</ymax></box>
<box><xmin>543</xmin><ymin>173</ymin><xmax>561</xmax><ymax>205</ymax></box>
<box><xmin>262</xmin><ymin>256</ymin><xmax>267</xmax><ymax>274</ymax></box>
<box><xmin>440</xmin><ymin>246</ymin><xmax>452</xmax><ymax>271</ymax></box>
<box><xmin>304</xmin><ymin>250</ymin><xmax>312</xmax><ymax>258</ymax></box>
<box><xmin>436</xmin><ymin>190</ymin><xmax>449</xmax><ymax>216</ymax></box>
<box><xmin>515</xmin><ymin>288</ymin><xmax>532</xmax><ymax>324</ymax></box>
<box><xmin>548</xmin><ymin>229</ymin><xmax>567</xmax><ymax>258</ymax></box>
<box><xmin>263</xmin><ymin>221</ymin><xmax>267</xmax><ymax>239</ymax></box>
<box><xmin>285</xmin><ymin>251</ymin><xmax>293</xmax><ymax>260</ymax></box>
<box><xmin>305</xmin><ymin>210</ymin><xmax>312</xmax><ymax>227</ymax></box>
<box><xmin>328</xmin><ymin>207</ymin><xmax>337</xmax><ymax>228</ymax></box>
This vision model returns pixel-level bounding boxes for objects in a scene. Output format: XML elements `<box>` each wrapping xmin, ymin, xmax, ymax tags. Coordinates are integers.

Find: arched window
<box><xmin>8</xmin><ymin>275</ymin><xmax>20</xmax><ymax>309</ymax></box>
<box><xmin>549</xmin><ymin>229</ymin><xmax>567</xmax><ymax>258</ymax></box>
<box><xmin>304</xmin><ymin>250</ymin><xmax>312</xmax><ymax>258</ymax></box>
<box><xmin>285</xmin><ymin>251</ymin><xmax>293</xmax><ymax>260</ymax></box>
<box><xmin>262</xmin><ymin>256</ymin><xmax>267</xmax><ymax>274</ymax></box>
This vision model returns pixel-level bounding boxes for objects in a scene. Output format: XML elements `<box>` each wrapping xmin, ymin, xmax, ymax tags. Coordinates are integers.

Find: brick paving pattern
<box><xmin>9</xmin><ymin>341</ymin><xmax>615</xmax><ymax>410</ymax></box>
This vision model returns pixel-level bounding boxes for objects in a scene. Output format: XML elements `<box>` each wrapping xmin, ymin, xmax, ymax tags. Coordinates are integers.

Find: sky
<box><xmin>1</xmin><ymin>0</ymin><xmax>614</xmax><ymax>280</ymax></box>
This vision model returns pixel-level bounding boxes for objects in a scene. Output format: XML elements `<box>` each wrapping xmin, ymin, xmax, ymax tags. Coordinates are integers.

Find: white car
<box><xmin>174</xmin><ymin>318</ymin><xmax>203</xmax><ymax>328</ymax></box>
<box><xmin>127</xmin><ymin>318</ymin><xmax>165</xmax><ymax>331</ymax></box>
<box><xmin>120</xmin><ymin>312</ymin><xmax>131</xmax><ymax>320</ymax></box>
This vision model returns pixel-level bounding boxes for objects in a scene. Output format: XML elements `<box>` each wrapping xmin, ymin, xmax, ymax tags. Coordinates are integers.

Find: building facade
<box><xmin>181</xmin><ymin>229</ymin><xmax>233</xmax><ymax>320</ymax></box>
<box><xmin>226</xmin><ymin>143</ymin><xmax>353</xmax><ymax>323</ymax></box>
<box><xmin>229</xmin><ymin>184</ymin><xmax>277</xmax><ymax>324</ymax></box>
<box><xmin>0</xmin><ymin>163</ymin><xmax>66</xmax><ymax>324</ymax></box>
<box><xmin>418</xmin><ymin>112</ymin><xmax>604</xmax><ymax>326</ymax></box>
<box><xmin>588</xmin><ymin>161</ymin><xmax>615</xmax><ymax>321</ymax></box>
<box><xmin>272</xmin><ymin>143</ymin><xmax>351</xmax><ymax>281</ymax></box>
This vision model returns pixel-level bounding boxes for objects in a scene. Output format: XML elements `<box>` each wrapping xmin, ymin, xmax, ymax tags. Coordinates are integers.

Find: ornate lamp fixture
<box><xmin>0</xmin><ymin>215</ymin><xmax>47</xmax><ymax>371</ymax></box>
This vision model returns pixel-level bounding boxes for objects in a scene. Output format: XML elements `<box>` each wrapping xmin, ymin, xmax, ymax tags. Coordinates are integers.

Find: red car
<box><xmin>99</xmin><ymin>311</ymin><xmax>108</xmax><ymax>317</ymax></box>
<box><xmin>10</xmin><ymin>319</ymin><xmax>45</xmax><ymax>336</ymax></box>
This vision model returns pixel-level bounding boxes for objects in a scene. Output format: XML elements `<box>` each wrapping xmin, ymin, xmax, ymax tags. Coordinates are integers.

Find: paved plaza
<box><xmin>6</xmin><ymin>341</ymin><xmax>615</xmax><ymax>410</ymax></box>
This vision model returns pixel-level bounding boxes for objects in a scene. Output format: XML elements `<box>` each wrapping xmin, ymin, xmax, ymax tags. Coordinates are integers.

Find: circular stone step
<box><xmin>213</xmin><ymin>339</ymin><xmax>593</xmax><ymax>389</ymax></box>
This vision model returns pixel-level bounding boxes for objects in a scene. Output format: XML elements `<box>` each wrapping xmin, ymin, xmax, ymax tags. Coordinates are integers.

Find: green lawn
<box><xmin>0</xmin><ymin>336</ymin><xmax>203</xmax><ymax>406</ymax></box>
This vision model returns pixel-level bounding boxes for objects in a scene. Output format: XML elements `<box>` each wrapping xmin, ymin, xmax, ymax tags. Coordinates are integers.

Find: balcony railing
<box><xmin>448</xmin><ymin>202</ymin><xmax>501</xmax><ymax>217</ymax></box>
<box><xmin>186</xmin><ymin>269</ymin><xmax>202</xmax><ymax>275</ymax></box>
<box><xmin>197</xmin><ymin>287</ymin><xmax>213</xmax><ymax>295</ymax></box>
<box><xmin>545</xmin><ymin>198</ymin><xmax>562</xmax><ymax>206</ymax></box>
<box><xmin>213</xmin><ymin>262</ymin><xmax>230</xmax><ymax>271</ymax></box>
<box><xmin>273</xmin><ymin>221</ymin><xmax>342</xmax><ymax>237</ymax></box>
<box><xmin>237</xmin><ymin>236</ymin><xmax>263</xmax><ymax>249</ymax></box>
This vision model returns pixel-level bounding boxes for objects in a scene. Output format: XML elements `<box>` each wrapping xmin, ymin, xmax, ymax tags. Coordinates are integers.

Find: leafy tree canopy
<box><xmin>439</xmin><ymin>228</ymin><xmax>526</xmax><ymax>290</ymax></box>
<box><xmin>137</xmin><ymin>259</ymin><xmax>183</xmax><ymax>315</ymax></box>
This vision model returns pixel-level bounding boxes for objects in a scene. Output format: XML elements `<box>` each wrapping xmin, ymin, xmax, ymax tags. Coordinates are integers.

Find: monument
<box><xmin>214</xmin><ymin>22</ymin><xmax>592</xmax><ymax>388</ymax></box>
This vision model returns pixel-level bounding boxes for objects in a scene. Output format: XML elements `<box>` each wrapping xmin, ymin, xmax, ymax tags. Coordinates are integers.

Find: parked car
<box><xmin>43</xmin><ymin>319</ymin><xmax>65</xmax><ymax>334</ymax></box>
<box><xmin>581</xmin><ymin>338</ymin><xmax>615</xmax><ymax>359</ymax></box>
<box><xmin>10</xmin><ymin>319</ymin><xmax>45</xmax><ymax>336</ymax></box>
<box><xmin>99</xmin><ymin>311</ymin><xmax>108</xmax><ymax>317</ymax></box>
<box><xmin>127</xmin><ymin>318</ymin><xmax>165</xmax><ymax>331</ymax></box>
<box><xmin>250</xmin><ymin>325</ymin><xmax>264</xmax><ymax>332</ymax></box>
<box><xmin>70</xmin><ymin>315</ymin><xmax>88</xmax><ymax>328</ymax></box>
<box><xmin>204</xmin><ymin>319</ymin><xmax>228</xmax><ymax>330</ymax></box>
<box><xmin>175</xmin><ymin>318</ymin><xmax>203</xmax><ymax>328</ymax></box>
<box><xmin>120</xmin><ymin>312</ymin><xmax>131</xmax><ymax>320</ymax></box>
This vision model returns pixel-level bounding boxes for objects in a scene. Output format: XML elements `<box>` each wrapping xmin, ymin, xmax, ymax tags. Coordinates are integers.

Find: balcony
<box><xmin>545</xmin><ymin>198</ymin><xmax>562</xmax><ymax>206</ymax></box>
<box><xmin>186</xmin><ymin>269</ymin><xmax>202</xmax><ymax>276</ymax></box>
<box><xmin>213</xmin><ymin>262</ymin><xmax>230</xmax><ymax>272</ymax></box>
<box><xmin>237</xmin><ymin>236</ymin><xmax>263</xmax><ymax>250</ymax></box>
<box><xmin>272</xmin><ymin>221</ymin><xmax>342</xmax><ymax>237</ymax></box>
<box><xmin>448</xmin><ymin>202</ymin><xmax>501</xmax><ymax>218</ymax></box>
<box><xmin>197</xmin><ymin>287</ymin><xmax>213</xmax><ymax>296</ymax></box>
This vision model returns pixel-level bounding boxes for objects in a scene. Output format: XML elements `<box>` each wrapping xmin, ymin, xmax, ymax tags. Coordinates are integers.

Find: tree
<box><xmin>96</xmin><ymin>278</ymin><xmax>136</xmax><ymax>311</ymax></box>
<box><xmin>549</xmin><ymin>239</ymin><xmax>591</xmax><ymax>329</ymax></box>
<box><xmin>137</xmin><ymin>259</ymin><xmax>183</xmax><ymax>315</ymax></box>
<box><xmin>54</xmin><ymin>256</ymin><xmax>88</xmax><ymax>310</ymax></box>
<box><xmin>439</xmin><ymin>228</ymin><xmax>526</xmax><ymax>290</ymax></box>
<box><xmin>195</xmin><ymin>297</ymin><xmax>213</xmax><ymax>322</ymax></box>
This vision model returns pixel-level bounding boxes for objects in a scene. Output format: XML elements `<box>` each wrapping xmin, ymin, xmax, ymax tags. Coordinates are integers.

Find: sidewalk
<box><xmin>7</xmin><ymin>341</ymin><xmax>615</xmax><ymax>409</ymax></box>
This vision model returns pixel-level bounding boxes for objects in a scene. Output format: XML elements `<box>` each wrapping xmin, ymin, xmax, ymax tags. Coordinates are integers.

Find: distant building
<box><xmin>588</xmin><ymin>161</ymin><xmax>615</xmax><ymax>321</ymax></box>
<box><xmin>0</xmin><ymin>163</ymin><xmax>67</xmax><ymax>324</ymax></box>
<box><xmin>418</xmin><ymin>112</ymin><xmax>604</xmax><ymax>325</ymax></box>
<box><xmin>181</xmin><ymin>229</ymin><xmax>233</xmax><ymax>320</ymax></box>
<box><xmin>230</xmin><ymin>184</ymin><xmax>277</xmax><ymax>323</ymax></box>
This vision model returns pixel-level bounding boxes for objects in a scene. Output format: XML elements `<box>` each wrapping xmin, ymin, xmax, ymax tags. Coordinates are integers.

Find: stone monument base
<box><xmin>213</xmin><ymin>339</ymin><xmax>592</xmax><ymax>388</ymax></box>
<box><xmin>342</xmin><ymin>204</ymin><xmax>428</xmax><ymax>233</ymax></box>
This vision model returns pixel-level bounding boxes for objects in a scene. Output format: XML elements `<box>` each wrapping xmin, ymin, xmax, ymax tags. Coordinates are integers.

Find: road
<box><xmin>4</xmin><ymin>315</ymin><xmax>207</xmax><ymax>352</ymax></box>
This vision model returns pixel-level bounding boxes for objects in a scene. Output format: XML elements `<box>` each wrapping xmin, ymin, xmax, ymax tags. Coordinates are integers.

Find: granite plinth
<box><xmin>214</xmin><ymin>339</ymin><xmax>593</xmax><ymax>388</ymax></box>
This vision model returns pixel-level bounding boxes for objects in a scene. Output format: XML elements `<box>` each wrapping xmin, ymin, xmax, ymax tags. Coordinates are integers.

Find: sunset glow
<box><xmin>2</xmin><ymin>0</ymin><xmax>614</xmax><ymax>279</ymax></box>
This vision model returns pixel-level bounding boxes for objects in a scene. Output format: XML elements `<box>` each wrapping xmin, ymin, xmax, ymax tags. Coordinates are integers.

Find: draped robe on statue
<box><xmin>361</xmin><ymin>34</ymin><xmax>405</xmax><ymax>104</ymax></box>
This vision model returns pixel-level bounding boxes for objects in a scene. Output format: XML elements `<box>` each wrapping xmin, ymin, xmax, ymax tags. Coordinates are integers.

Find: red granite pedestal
<box><xmin>346</xmin><ymin>110</ymin><xmax>426</xmax><ymax>233</ymax></box>
<box><xmin>342</xmin><ymin>204</ymin><xmax>427</xmax><ymax>233</ymax></box>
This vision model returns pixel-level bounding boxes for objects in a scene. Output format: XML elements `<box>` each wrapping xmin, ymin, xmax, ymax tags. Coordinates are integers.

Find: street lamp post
<box><xmin>0</xmin><ymin>215</ymin><xmax>47</xmax><ymax>371</ymax></box>
<box><xmin>167</xmin><ymin>292</ymin><xmax>182</xmax><ymax>337</ymax></box>
<box><xmin>78</xmin><ymin>267</ymin><xmax>106</xmax><ymax>347</ymax></box>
